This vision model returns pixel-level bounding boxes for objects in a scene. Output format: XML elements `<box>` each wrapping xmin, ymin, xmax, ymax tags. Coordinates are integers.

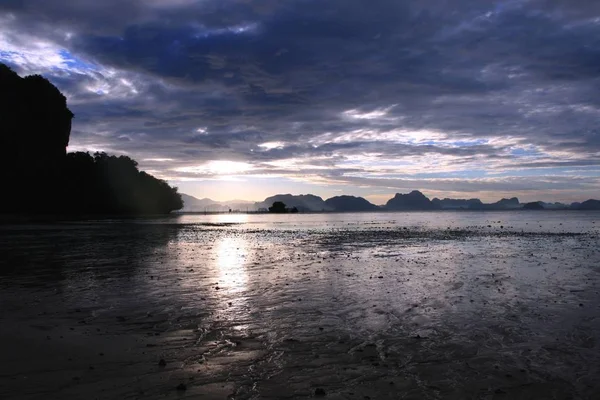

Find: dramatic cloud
<box><xmin>1</xmin><ymin>0</ymin><xmax>599</xmax><ymax>201</ymax></box>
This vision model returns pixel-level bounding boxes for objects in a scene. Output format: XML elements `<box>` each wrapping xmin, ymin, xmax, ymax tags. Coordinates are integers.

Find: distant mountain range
<box><xmin>179</xmin><ymin>194</ymin><xmax>254</xmax><ymax>212</ymax></box>
<box><xmin>179</xmin><ymin>191</ymin><xmax>600</xmax><ymax>213</ymax></box>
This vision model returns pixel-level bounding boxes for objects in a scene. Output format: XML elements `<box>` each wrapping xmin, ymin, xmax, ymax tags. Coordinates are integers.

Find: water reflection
<box><xmin>213</xmin><ymin>213</ymin><xmax>249</xmax><ymax>225</ymax></box>
<box><xmin>215</xmin><ymin>236</ymin><xmax>248</xmax><ymax>294</ymax></box>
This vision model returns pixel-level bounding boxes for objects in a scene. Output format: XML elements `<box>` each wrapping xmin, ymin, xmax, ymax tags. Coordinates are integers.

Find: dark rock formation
<box><xmin>1</xmin><ymin>64</ymin><xmax>74</xmax><ymax>212</ymax></box>
<box><xmin>256</xmin><ymin>194</ymin><xmax>333</xmax><ymax>212</ymax></box>
<box><xmin>468</xmin><ymin>197</ymin><xmax>521</xmax><ymax>210</ymax></box>
<box><xmin>540</xmin><ymin>202</ymin><xmax>569</xmax><ymax>210</ymax></box>
<box><xmin>0</xmin><ymin>63</ymin><xmax>182</xmax><ymax>215</ymax></box>
<box><xmin>431</xmin><ymin>198</ymin><xmax>483</xmax><ymax>209</ymax></box>
<box><xmin>495</xmin><ymin>197</ymin><xmax>521</xmax><ymax>209</ymax></box>
<box><xmin>384</xmin><ymin>190</ymin><xmax>440</xmax><ymax>211</ymax></box>
<box><xmin>523</xmin><ymin>201</ymin><xmax>545</xmax><ymax>210</ymax></box>
<box><xmin>325</xmin><ymin>195</ymin><xmax>379</xmax><ymax>212</ymax></box>
<box><xmin>577</xmin><ymin>199</ymin><xmax>600</xmax><ymax>210</ymax></box>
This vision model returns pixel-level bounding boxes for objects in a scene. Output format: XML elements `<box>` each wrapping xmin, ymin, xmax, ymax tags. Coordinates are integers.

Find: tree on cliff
<box><xmin>62</xmin><ymin>152</ymin><xmax>183</xmax><ymax>214</ymax></box>
<box><xmin>0</xmin><ymin>63</ymin><xmax>182</xmax><ymax>214</ymax></box>
<box><xmin>269</xmin><ymin>201</ymin><xmax>288</xmax><ymax>213</ymax></box>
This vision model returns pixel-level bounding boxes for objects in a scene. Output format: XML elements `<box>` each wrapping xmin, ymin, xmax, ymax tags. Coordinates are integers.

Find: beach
<box><xmin>1</xmin><ymin>212</ymin><xmax>599</xmax><ymax>399</ymax></box>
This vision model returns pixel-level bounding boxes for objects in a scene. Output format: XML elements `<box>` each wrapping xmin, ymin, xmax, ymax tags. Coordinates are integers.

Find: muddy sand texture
<box><xmin>1</xmin><ymin>219</ymin><xmax>599</xmax><ymax>399</ymax></box>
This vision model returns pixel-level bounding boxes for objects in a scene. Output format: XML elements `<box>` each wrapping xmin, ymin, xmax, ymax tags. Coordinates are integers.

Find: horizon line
<box><xmin>181</xmin><ymin>190</ymin><xmax>598</xmax><ymax>206</ymax></box>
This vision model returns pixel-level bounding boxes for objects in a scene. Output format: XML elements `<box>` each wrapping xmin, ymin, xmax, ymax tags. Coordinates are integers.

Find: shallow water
<box><xmin>1</xmin><ymin>212</ymin><xmax>599</xmax><ymax>399</ymax></box>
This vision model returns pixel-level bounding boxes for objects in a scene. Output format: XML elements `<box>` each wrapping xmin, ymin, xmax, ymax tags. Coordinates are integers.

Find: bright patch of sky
<box><xmin>258</xmin><ymin>142</ymin><xmax>285</xmax><ymax>150</ymax></box>
<box><xmin>58</xmin><ymin>50</ymin><xmax>99</xmax><ymax>72</ymax></box>
<box><xmin>0</xmin><ymin>28</ymin><xmax>98</xmax><ymax>76</ymax></box>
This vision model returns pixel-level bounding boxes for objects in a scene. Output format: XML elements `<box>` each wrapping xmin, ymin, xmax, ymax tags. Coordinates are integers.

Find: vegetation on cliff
<box><xmin>0</xmin><ymin>64</ymin><xmax>182</xmax><ymax>215</ymax></box>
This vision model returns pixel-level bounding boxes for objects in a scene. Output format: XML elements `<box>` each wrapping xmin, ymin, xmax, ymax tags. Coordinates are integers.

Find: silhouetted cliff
<box><xmin>496</xmin><ymin>197</ymin><xmax>521</xmax><ymax>208</ymax></box>
<box><xmin>432</xmin><ymin>198</ymin><xmax>483</xmax><ymax>209</ymax></box>
<box><xmin>0</xmin><ymin>64</ymin><xmax>182</xmax><ymax>215</ymax></box>
<box><xmin>578</xmin><ymin>199</ymin><xmax>600</xmax><ymax>210</ymax></box>
<box><xmin>1</xmin><ymin>64</ymin><xmax>73</xmax><ymax>212</ymax></box>
<box><xmin>468</xmin><ymin>197</ymin><xmax>521</xmax><ymax>210</ymax></box>
<box><xmin>385</xmin><ymin>190</ymin><xmax>440</xmax><ymax>211</ymax></box>
<box><xmin>523</xmin><ymin>201</ymin><xmax>545</xmax><ymax>210</ymax></box>
<box><xmin>540</xmin><ymin>202</ymin><xmax>569</xmax><ymax>210</ymax></box>
<box><xmin>325</xmin><ymin>195</ymin><xmax>379</xmax><ymax>212</ymax></box>
<box><xmin>255</xmin><ymin>194</ymin><xmax>333</xmax><ymax>212</ymax></box>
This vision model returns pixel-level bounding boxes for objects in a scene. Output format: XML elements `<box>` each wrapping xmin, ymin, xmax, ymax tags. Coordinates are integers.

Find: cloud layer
<box><xmin>2</xmin><ymin>0</ymin><xmax>599</xmax><ymax>201</ymax></box>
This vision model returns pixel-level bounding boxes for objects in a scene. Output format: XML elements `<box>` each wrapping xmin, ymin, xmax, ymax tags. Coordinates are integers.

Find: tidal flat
<box><xmin>1</xmin><ymin>212</ymin><xmax>599</xmax><ymax>399</ymax></box>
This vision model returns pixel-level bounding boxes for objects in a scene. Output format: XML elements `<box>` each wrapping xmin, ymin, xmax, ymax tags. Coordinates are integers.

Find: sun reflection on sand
<box><xmin>215</xmin><ymin>237</ymin><xmax>248</xmax><ymax>293</ymax></box>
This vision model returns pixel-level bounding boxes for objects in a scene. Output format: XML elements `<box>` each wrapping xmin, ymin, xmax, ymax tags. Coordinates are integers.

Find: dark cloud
<box><xmin>2</xmin><ymin>0</ymin><xmax>600</xmax><ymax>197</ymax></box>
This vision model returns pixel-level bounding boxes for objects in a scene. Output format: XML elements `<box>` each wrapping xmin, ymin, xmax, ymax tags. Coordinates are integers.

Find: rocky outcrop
<box><xmin>255</xmin><ymin>194</ymin><xmax>333</xmax><ymax>212</ymax></box>
<box><xmin>431</xmin><ymin>198</ymin><xmax>483</xmax><ymax>209</ymax></box>
<box><xmin>0</xmin><ymin>64</ymin><xmax>182</xmax><ymax>214</ymax></box>
<box><xmin>468</xmin><ymin>197</ymin><xmax>521</xmax><ymax>210</ymax></box>
<box><xmin>577</xmin><ymin>199</ymin><xmax>600</xmax><ymax>210</ymax></box>
<box><xmin>384</xmin><ymin>190</ymin><xmax>440</xmax><ymax>211</ymax></box>
<box><xmin>1</xmin><ymin>64</ymin><xmax>74</xmax><ymax>212</ymax></box>
<box><xmin>1</xmin><ymin>65</ymin><xmax>73</xmax><ymax>159</ymax></box>
<box><xmin>325</xmin><ymin>195</ymin><xmax>379</xmax><ymax>212</ymax></box>
<box><xmin>523</xmin><ymin>201</ymin><xmax>545</xmax><ymax>210</ymax></box>
<box><xmin>495</xmin><ymin>197</ymin><xmax>521</xmax><ymax>209</ymax></box>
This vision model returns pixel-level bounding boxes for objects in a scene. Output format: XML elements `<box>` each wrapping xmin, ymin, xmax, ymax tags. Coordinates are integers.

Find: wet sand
<box><xmin>1</xmin><ymin>214</ymin><xmax>599</xmax><ymax>399</ymax></box>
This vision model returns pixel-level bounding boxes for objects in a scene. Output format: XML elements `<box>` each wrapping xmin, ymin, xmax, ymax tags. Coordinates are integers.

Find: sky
<box><xmin>1</xmin><ymin>0</ymin><xmax>599</xmax><ymax>204</ymax></box>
